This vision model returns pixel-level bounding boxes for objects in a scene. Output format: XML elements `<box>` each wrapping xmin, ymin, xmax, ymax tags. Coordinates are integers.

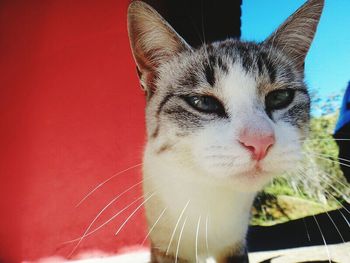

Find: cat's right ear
<box><xmin>264</xmin><ymin>0</ymin><xmax>324</xmax><ymax>72</ymax></box>
<box><xmin>127</xmin><ymin>1</ymin><xmax>191</xmax><ymax>96</ymax></box>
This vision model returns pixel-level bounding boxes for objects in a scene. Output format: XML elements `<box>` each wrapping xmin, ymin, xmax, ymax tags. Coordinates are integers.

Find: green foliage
<box><xmin>304</xmin><ymin>113</ymin><xmax>348</xmax><ymax>203</ymax></box>
<box><xmin>252</xmin><ymin>113</ymin><xmax>350</xmax><ymax>226</ymax></box>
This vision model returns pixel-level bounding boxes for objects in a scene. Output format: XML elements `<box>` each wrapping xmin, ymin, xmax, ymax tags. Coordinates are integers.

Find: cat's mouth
<box><xmin>228</xmin><ymin>167</ymin><xmax>273</xmax><ymax>192</ymax></box>
<box><xmin>242</xmin><ymin>166</ymin><xmax>266</xmax><ymax>177</ymax></box>
<box><xmin>253</xmin><ymin>162</ymin><xmax>264</xmax><ymax>172</ymax></box>
<box><xmin>234</xmin><ymin>163</ymin><xmax>273</xmax><ymax>182</ymax></box>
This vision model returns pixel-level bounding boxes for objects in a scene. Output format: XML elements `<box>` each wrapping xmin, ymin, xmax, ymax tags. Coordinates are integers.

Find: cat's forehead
<box><xmin>162</xmin><ymin>39</ymin><xmax>302</xmax><ymax>95</ymax></box>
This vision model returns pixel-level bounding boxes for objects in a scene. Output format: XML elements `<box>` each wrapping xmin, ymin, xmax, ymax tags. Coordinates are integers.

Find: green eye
<box><xmin>184</xmin><ymin>95</ymin><xmax>226</xmax><ymax>116</ymax></box>
<box><xmin>265</xmin><ymin>89</ymin><xmax>295</xmax><ymax>111</ymax></box>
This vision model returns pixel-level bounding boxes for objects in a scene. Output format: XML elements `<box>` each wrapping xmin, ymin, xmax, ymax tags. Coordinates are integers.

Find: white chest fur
<box><xmin>143</xmin><ymin>148</ymin><xmax>256</xmax><ymax>261</ymax></box>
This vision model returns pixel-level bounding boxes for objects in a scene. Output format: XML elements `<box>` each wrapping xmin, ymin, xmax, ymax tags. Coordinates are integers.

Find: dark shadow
<box><xmin>140</xmin><ymin>0</ymin><xmax>242</xmax><ymax>47</ymax></box>
<box><xmin>257</xmin><ymin>256</ymin><xmax>280</xmax><ymax>263</ymax></box>
<box><xmin>247</xmin><ymin>202</ymin><xmax>350</xmax><ymax>252</ymax></box>
<box><xmin>334</xmin><ymin>127</ymin><xmax>350</xmax><ymax>184</ymax></box>
<box><xmin>334</xmin><ymin>81</ymin><xmax>350</xmax><ymax>183</ymax></box>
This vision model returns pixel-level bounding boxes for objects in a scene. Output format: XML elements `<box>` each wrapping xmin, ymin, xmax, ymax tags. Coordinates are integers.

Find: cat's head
<box><xmin>127</xmin><ymin>0</ymin><xmax>324</xmax><ymax>191</ymax></box>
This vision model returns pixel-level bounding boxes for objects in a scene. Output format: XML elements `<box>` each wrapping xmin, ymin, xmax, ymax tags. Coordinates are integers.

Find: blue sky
<box><xmin>242</xmin><ymin>0</ymin><xmax>350</xmax><ymax>113</ymax></box>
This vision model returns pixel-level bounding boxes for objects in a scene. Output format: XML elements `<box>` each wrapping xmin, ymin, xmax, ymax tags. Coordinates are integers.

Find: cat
<box><xmin>127</xmin><ymin>0</ymin><xmax>324</xmax><ymax>262</ymax></box>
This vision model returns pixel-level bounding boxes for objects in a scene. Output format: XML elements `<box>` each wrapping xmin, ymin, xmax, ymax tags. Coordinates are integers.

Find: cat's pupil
<box><xmin>265</xmin><ymin>89</ymin><xmax>295</xmax><ymax>111</ymax></box>
<box><xmin>184</xmin><ymin>95</ymin><xmax>226</xmax><ymax>116</ymax></box>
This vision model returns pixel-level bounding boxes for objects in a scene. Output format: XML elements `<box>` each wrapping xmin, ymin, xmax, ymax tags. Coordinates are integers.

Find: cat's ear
<box><xmin>264</xmin><ymin>0</ymin><xmax>324</xmax><ymax>71</ymax></box>
<box><xmin>127</xmin><ymin>1</ymin><xmax>191</xmax><ymax>95</ymax></box>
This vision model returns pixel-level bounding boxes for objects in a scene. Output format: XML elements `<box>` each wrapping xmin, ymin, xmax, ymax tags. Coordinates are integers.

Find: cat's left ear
<box><xmin>264</xmin><ymin>0</ymin><xmax>324</xmax><ymax>72</ymax></box>
<box><xmin>127</xmin><ymin>1</ymin><xmax>191</xmax><ymax>95</ymax></box>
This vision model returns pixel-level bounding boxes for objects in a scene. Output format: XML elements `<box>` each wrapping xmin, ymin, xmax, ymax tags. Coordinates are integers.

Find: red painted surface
<box><xmin>0</xmin><ymin>1</ymin><xmax>148</xmax><ymax>262</ymax></box>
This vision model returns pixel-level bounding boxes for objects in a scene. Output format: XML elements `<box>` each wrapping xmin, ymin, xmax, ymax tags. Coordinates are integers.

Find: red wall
<box><xmin>0</xmin><ymin>1</ymin><xmax>147</xmax><ymax>262</ymax></box>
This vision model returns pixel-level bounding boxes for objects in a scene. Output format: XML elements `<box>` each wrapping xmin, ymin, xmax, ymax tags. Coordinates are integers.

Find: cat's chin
<box><xmin>193</xmin><ymin>161</ymin><xmax>279</xmax><ymax>191</ymax></box>
<box><xmin>225</xmin><ymin>168</ymin><xmax>277</xmax><ymax>192</ymax></box>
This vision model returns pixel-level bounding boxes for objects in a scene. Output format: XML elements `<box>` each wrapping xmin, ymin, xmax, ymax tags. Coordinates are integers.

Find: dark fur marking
<box><xmin>151</xmin><ymin>126</ymin><xmax>160</xmax><ymax>139</ymax></box>
<box><xmin>282</xmin><ymin>101</ymin><xmax>310</xmax><ymax>128</ymax></box>
<box><xmin>236</xmin><ymin>44</ymin><xmax>253</xmax><ymax>73</ymax></box>
<box><xmin>217</xmin><ymin>57</ymin><xmax>229</xmax><ymax>74</ymax></box>
<box><xmin>156</xmin><ymin>144</ymin><xmax>172</xmax><ymax>154</ymax></box>
<box><xmin>281</xmin><ymin>65</ymin><xmax>294</xmax><ymax>82</ymax></box>
<box><xmin>256</xmin><ymin>55</ymin><xmax>264</xmax><ymax>75</ymax></box>
<box><xmin>260</xmin><ymin>51</ymin><xmax>276</xmax><ymax>83</ymax></box>
<box><xmin>204</xmin><ymin>60</ymin><xmax>216</xmax><ymax>86</ymax></box>
<box><xmin>209</xmin><ymin>54</ymin><xmax>217</xmax><ymax>66</ymax></box>
<box><xmin>152</xmin><ymin>93</ymin><xmax>174</xmax><ymax>139</ymax></box>
<box><xmin>157</xmin><ymin>94</ymin><xmax>174</xmax><ymax>116</ymax></box>
<box><xmin>266</xmin><ymin>108</ymin><xmax>273</xmax><ymax>121</ymax></box>
<box><xmin>219</xmin><ymin>40</ymin><xmax>234</xmax><ymax>51</ymax></box>
<box><xmin>176</xmin><ymin>132</ymin><xmax>189</xmax><ymax>137</ymax></box>
<box><xmin>294</xmin><ymin>87</ymin><xmax>308</xmax><ymax>94</ymax></box>
<box><xmin>206</xmin><ymin>43</ymin><xmax>214</xmax><ymax>53</ymax></box>
<box><xmin>163</xmin><ymin>106</ymin><xmax>205</xmax><ymax>128</ymax></box>
<box><xmin>179</xmin><ymin>72</ymin><xmax>199</xmax><ymax>88</ymax></box>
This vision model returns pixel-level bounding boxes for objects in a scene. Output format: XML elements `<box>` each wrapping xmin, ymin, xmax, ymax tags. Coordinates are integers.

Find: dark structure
<box><xmin>141</xmin><ymin>0</ymin><xmax>242</xmax><ymax>47</ymax></box>
<box><xmin>248</xmin><ymin>204</ymin><xmax>350</xmax><ymax>252</ymax></box>
<box><xmin>334</xmin><ymin>81</ymin><xmax>350</xmax><ymax>183</ymax></box>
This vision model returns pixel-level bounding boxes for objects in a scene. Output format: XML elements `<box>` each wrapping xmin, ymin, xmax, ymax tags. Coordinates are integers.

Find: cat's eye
<box><xmin>265</xmin><ymin>89</ymin><xmax>295</xmax><ymax>111</ymax></box>
<box><xmin>184</xmin><ymin>95</ymin><xmax>226</xmax><ymax>116</ymax></box>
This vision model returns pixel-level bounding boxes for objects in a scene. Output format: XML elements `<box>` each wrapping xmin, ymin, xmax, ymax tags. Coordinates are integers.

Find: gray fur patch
<box><xmin>150</xmin><ymin>38</ymin><xmax>309</xmax><ymax>139</ymax></box>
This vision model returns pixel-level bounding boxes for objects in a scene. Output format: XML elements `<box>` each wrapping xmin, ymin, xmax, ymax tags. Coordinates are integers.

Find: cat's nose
<box><xmin>238</xmin><ymin>130</ymin><xmax>275</xmax><ymax>161</ymax></box>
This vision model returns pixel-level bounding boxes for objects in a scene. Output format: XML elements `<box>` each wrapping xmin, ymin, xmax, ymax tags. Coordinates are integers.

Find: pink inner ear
<box><xmin>238</xmin><ymin>129</ymin><xmax>275</xmax><ymax>161</ymax></box>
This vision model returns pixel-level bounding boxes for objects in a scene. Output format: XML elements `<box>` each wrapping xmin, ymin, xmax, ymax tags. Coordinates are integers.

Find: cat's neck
<box><xmin>143</xmin><ymin>148</ymin><xmax>256</xmax><ymax>260</ymax></box>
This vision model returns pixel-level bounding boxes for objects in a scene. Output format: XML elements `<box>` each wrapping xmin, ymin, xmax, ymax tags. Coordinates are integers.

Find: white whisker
<box><xmin>339</xmin><ymin>209</ymin><xmax>350</xmax><ymax>228</ymax></box>
<box><xmin>309</xmin><ymin>152</ymin><xmax>350</xmax><ymax>171</ymax></box>
<box><xmin>195</xmin><ymin>215</ymin><xmax>202</xmax><ymax>263</ymax></box>
<box><xmin>318</xmin><ymin>174</ymin><xmax>349</xmax><ymax>202</ymax></box>
<box><xmin>296</xmin><ymin>157</ymin><xmax>349</xmax><ymax>204</ymax></box>
<box><xmin>302</xmin><ymin>218</ymin><xmax>311</xmax><ymax>242</ymax></box>
<box><xmin>312</xmin><ymin>152</ymin><xmax>350</xmax><ymax>164</ymax></box>
<box><xmin>76</xmin><ymin>163</ymin><xmax>142</xmax><ymax>207</ymax></box>
<box><xmin>166</xmin><ymin>200</ymin><xmax>191</xmax><ymax>255</ymax></box>
<box><xmin>325</xmin><ymin>211</ymin><xmax>345</xmax><ymax>243</ymax></box>
<box><xmin>66</xmin><ymin>175</ymin><xmax>152</xmax><ymax>255</ymax></box>
<box><xmin>319</xmin><ymin>186</ymin><xmax>350</xmax><ymax>215</ymax></box>
<box><xmin>199</xmin><ymin>0</ymin><xmax>211</xmax><ymax>67</ymax></box>
<box><xmin>183</xmin><ymin>1</ymin><xmax>205</xmax><ymax>46</ymax></box>
<box><xmin>292</xmin><ymin>181</ymin><xmax>315</xmax><ymax>240</ymax></box>
<box><xmin>175</xmin><ymin>216</ymin><xmax>188</xmax><ymax>263</ymax></box>
<box><xmin>66</xmin><ymin>195</ymin><xmax>144</xmax><ymax>245</ymax></box>
<box><xmin>302</xmin><ymin>138</ymin><xmax>350</xmax><ymax>142</ymax></box>
<box><xmin>205</xmin><ymin>213</ymin><xmax>209</xmax><ymax>257</ymax></box>
<box><xmin>66</xmin><ymin>195</ymin><xmax>144</xmax><ymax>256</ymax></box>
<box><xmin>295</xmin><ymin>170</ymin><xmax>350</xmax><ymax>254</ymax></box>
<box><xmin>312</xmin><ymin>215</ymin><xmax>332</xmax><ymax>263</ymax></box>
<box><xmin>115</xmin><ymin>192</ymin><xmax>156</xmax><ymax>236</ymax></box>
<box><xmin>141</xmin><ymin>207</ymin><xmax>167</xmax><ymax>246</ymax></box>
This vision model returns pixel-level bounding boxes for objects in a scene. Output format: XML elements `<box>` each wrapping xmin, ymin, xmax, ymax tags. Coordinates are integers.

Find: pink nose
<box><xmin>238</xmin><ymin>130</ymin><xmax>275</xmax><ymax>161</ymax></box>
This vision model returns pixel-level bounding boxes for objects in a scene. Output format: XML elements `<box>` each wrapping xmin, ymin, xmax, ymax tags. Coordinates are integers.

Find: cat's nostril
<box><xmin>239</xmin><ymin>142</ymin><xmax>255</xmax><ymax>154</ymax></box>
<box><xmin>238</xmin><ymin>133</ymin><xmax>275</xmax><ymax>161</ymax></box>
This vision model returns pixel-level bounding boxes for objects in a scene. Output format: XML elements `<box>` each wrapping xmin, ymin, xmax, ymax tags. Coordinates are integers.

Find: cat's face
<box><xmin>145</xmin><ymin>41</ymin><xmax>309</xmax><ymax>190</ymax></box>
<box><xmin>128</xmin><ymin>0</ymin><xmax>323</xmax><ymax>191</ymax></box>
